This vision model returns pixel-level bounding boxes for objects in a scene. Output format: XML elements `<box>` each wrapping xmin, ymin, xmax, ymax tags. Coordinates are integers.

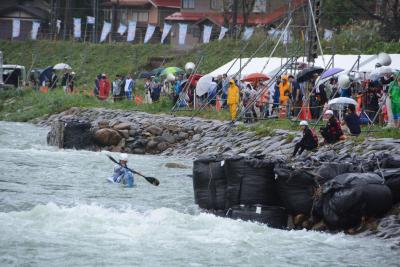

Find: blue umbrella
<box><xmin>320</xmin><ymin>67</ymin><xmax>344</xmax><ymax>80</ymax></box>
<box><xmin>39</xmin><ymin>66</ymin><xmax>54</xmax><ymax>84</ymax></box>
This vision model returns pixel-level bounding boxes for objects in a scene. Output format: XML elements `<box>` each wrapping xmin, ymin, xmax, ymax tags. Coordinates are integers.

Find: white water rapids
<box><xmin>0</xmin><ymin>121</ymin><xmax>398</xmax><ymax>266</ymax></box>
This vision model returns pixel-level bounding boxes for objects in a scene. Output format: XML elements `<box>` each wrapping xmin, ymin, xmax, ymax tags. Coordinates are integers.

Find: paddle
<box><xmin>106</xmin><ymin>155</ymin><xmax>160</xmax><ymax>186</ymax></box>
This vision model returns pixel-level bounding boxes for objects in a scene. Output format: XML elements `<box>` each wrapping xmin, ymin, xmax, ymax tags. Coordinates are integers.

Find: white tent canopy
<box><xmin>207</xmin><ymin>54</ymin><xmax>400</xmax><ymax>80</ymax></box>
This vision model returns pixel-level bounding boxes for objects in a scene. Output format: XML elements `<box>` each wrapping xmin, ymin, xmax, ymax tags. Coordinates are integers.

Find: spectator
<box><xmin>112</xmin><ymin>75</ymin><xmax>122</xmax><ymax>102</ymax></box>
<box><xmin>227</xmin><ymin>79</ymin><xmax>240</xmax><ymax>123</ymax></box>
<box><xmin>144</xmin><ymin>78</ymin><xmax>152</xmax><ymax>104</ymax></box>
<box><xmin>389</xmin><ymin>72</ymin><xmax>400</xmax><ymax>127</ymax></box>
<box><xmin>272</xmin><ymin>77</ymin><xmax>281</xmax><ymax>116</ymax></box>
<box><xmin>94</xmin><ymin>74</ymin><xmax>101</xmax><ymax>96</ymax></box>
<box><xmin>98</xmin><ymin>73</ymin><xmax>110</xmax><ymax>100</ymax></box>
<box><xmin>289</xmin><ymin>75</ymin><xmax>302</xmax><ymax>116</ymax></box>
<box><xmin>222</xmin><ymin>73</ymin><xmax>230</xmax><ymax>107</ymax></box>
<box><xmin>320</xmin><ymin>110</ymin><xmax>345</xmax><ymax>144</ymax></box>
<box><xmin>292</xmin><ymin>120</ymin><xmax>318</xmax><ymax>157</ymax></box>
<box><xmin>50</xmin><ymin>71</ymin><xmax>58</xmax><ymax>90</ymax></box>
<box><xmin>151</xmin><ymin>77</ymin><xmax>161</xmax><ymax>102</ymax></box>
<box><xmin>124</xmin><ymin>74</ymin><xmax>134</xmax><ymax>100</ymax></box>
<box><xmin>342</xmin><ymin>104</ymin><xmax>361</xmax><ymax>135</ymax></box>
<box><xmin>256</xmin><ymin>82</ymin><xmax>268</xmax><ymax>119</ymax></box>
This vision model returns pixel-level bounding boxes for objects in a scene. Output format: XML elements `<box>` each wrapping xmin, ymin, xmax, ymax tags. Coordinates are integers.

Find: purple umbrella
<box><xmin>320</xmin><ymin>67</ymin><xmax>344</xmax><ymax>80</ymax></box>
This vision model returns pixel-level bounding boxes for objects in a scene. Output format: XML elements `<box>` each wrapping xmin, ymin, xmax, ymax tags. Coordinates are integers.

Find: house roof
<box><xmin>103</xmin><ymin>0</ymin><xmax>180</xmax><ymax>8</ymax></box>
<box><xmin>165</xmin><ymin>0</ymin><xmax>306</xmax><ymax>25</ymax></box>
<box><xmin>149</xmin><ymin>0</ymin><xmax>180</xmax><ymax>8</ymax></box>
<box><xmin>0</xmin><ymin>5</ymin><xmax>49</xmax><ymax>20</ymax></box>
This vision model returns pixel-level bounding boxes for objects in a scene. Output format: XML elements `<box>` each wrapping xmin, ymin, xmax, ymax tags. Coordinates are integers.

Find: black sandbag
<box><xmin>382</xmin><ymin>154</ymin><xmax>400</xmax><ymax>168</ymax></box>
<box><xmin>275</xmin><ymin>166</ymin><xmax>317</xmax><ymax>216</ymax></box>
<box><xmin>321</xmin><ymin>173</ymin><xmax>393</xmax><ymax>229</ymax></box>
<box><xmin>63</xmin><ymin>119</ymin><xmax>93</xmax><ymax>149</ymax></box>
<box><xmin>316</xmin><ymin>163</ymin><xmax>360</xmax><ymax>184</ymax></box>
<box><xmin>193</xmin><ymin>157</ymin><xmax>226</xmax><ymax>210</ymax></box>
<box><xmin>224</xmin><ymin>158</ymin><xmax>280</xmax><ymax>208</ymax></box>
<box><xmin>228</xmin><ymin>205</ymin><xmax>288</xmax><ymax>229</ymax></box>
<box><xmin>378</xmin><ymin>168</ymin><xmax>400</xmax><ymax>203</ymax></box>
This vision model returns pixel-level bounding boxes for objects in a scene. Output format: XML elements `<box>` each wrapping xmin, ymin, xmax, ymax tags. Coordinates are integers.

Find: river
<box><xmin>0</xmin><ymin>121</ymin><xmax>398</xmax><ymax>266</ymax></box>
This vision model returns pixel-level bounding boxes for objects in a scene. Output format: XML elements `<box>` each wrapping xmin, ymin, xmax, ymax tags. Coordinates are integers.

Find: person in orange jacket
<box><xmin>227</xmin><ymin>79</ymin><xmax>240</xmax><ymax>122</ymax></box>
<box><xmin>99</xmin><ymin>74</ymin><xmax>111</xmax><ymax>100</ymax></box>
<box><xmin>279</xmin><ymin>75</ymin><xmax>292</xmax><ymax>105</ymax></box>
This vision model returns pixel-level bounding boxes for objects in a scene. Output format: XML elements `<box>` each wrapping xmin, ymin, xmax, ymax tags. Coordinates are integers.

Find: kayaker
<box><xmin>110</xmin><ymin>153</ymin><xmax>134</xmax><ymax>187</ymax></box>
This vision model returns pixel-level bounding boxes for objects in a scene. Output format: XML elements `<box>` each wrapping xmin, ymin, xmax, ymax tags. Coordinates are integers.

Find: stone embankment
<box><xmin>42</xmin><ymin>107</ymin><xmax>400</xmax><ymax>160</ymax></box>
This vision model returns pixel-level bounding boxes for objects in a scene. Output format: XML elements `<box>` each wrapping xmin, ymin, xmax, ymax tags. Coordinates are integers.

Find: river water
<box><xmin>0</xmin><ymin>121</ymin><xmax>398</xmax><ymax>266</ymax></box>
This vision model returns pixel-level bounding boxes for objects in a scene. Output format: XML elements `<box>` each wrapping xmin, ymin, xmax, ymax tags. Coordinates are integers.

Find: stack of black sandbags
<box><xmin>224</xmin><ymin>157</ymin><xmax>281</xmax><ymax>208</ymax></box>
<box><xmin>274</xmin><ymin>165</ymin><xmax>317</xmax><ymax>217</ymax></box>
<box><xmin>228</xmin><ymin>205</ymin><xmax>288</xmax><ymax>229</ymax></box>
<box><xmin>315</xmin><ymin>173</ymin><xmax>393</xmax><ymax>229</ymax></box>
<box><xmin>193</xmin><ymin>156</ymin><xmax>226</xmax><ymax>211</ymax></box>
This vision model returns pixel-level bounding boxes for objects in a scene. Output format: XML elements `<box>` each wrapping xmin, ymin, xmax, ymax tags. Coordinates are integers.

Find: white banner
<box><xmin>56</xmin><ymin>19</ymin><xmax>61</xmax><ymax>34</ymax></box>
<box><xmin>242</xmin><ymin>27</ymin><xmax>254</xmax><ymax>40</ymax></box>
<box><xmin>283</xmin><ymin>29</ymin><xmax>292</xmax><ymax>44</ymax></box>
<box><xmin>203</xmin><ymin>25</ymin><xmax>212</xmax><ymax>43</ymax></box>
<box><xmin>218</xmin><ymin>26</ymin><xmax>228</xmax><ymax>40</ymax></box>
<box><xmin>324</xmin><ymin>29</ymin><xmax>333</xmax><ymax>41</ymax></box>
<box><xmin>87</xmin><ymin>16</ymin><xmax>95</xmax><ymax>24</ymax></box>
<box><xmin>117</xmin><ymin>23</ymin><xmax>127</xmax><ymax>35</ymax></box>
<box><xmin>31</xmin><ymin>21</ymin><xmax>40</xmax><ymax>40</ymax></box>
<box><xmin>12</xmin><ymin>19</ymin><xmax>20</xmax><ymax>38</ymax></box>
<box><xmin>178</xmin><ymin>23</ymin><xmax>187</xmax><ymax>45</ymax></box>
<box><xmin>73</xmin><ymin>18</ymin><xmax>81</xmax><ymax>38</ymax></box>
<box><xmin>100</xmin><ymin>21</ymin><xmax>111</xmax><ymax>42</ymax></box>
<box><xmin>127</xmin><ymin>21</ymin><xmax>137</xmax><ymax>42</ymax></box>
<box><xmin>161</xmin><ymin>23</ymin><xmax>172</xmax><ymax>44</ymax></box>
<box><xmin>144</xmin><ymin>24</ymin><xmax>155</xmax><ymax>44</ymax></box>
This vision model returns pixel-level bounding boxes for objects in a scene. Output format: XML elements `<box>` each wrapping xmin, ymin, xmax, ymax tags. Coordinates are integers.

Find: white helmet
<box><xmin>325</xmin><ymin>110</ymin><xmax>334</xmax><ymax>115</ymax></box>
<box><xmin>299</xmin><ymin>120</ymin><xmax>308</xmax><ymax>126</ymax></box>
<box><xmin>120</xmin><ymin>153</ymin><xmax>128</xmax><ymax>162</ymax></box>
<box><xmin>185</xmin><ymin>62</ymin><xmax>195</xmax><ymax>72</ymax></box>
<box><xmin>166</xmin><ymin>73</ymin><xmax>175</xmax><ymax>82</ymax></box>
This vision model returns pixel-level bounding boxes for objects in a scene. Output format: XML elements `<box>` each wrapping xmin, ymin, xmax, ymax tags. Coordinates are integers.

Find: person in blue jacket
<box><xmin>111</xmin><ymin>153</ymin><xmax>134</xmax><ymax>187</ymax></box>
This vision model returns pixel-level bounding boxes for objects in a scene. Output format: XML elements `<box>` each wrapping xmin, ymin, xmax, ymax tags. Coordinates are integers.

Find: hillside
<box><xmin>2</xmin><ymin>32</ymin><xmax>400</xmax><ymax>87</ymax></box>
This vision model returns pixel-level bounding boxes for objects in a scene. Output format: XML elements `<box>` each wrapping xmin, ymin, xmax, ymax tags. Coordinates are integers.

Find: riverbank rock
<box><xmin>94</xmin><ymin>128</ymin><xmax>122</xmax><ymax>146</ymax></box>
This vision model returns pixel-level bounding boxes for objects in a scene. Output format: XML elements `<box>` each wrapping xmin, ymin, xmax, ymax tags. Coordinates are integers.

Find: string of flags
<box><xmin>9</xmin><ymin>17</ymin><xmax>335</xmax><ymax>44</ymax></box>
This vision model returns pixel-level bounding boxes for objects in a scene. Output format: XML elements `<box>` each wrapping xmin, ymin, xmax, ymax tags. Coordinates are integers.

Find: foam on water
<box><xmin>0</xmin><ymin>121</ymin><xmax>399</xmax><ymax>267</ymax></box>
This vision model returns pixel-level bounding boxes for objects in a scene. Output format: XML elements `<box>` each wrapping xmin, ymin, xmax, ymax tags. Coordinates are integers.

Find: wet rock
<box><xmin>164</xmin><ymin>162</ymin><xmax>191</xmax><ymax>169</ymax></box>
<box><xmin>113</xmin><ymin>122</ymin><xmax>132</xmax><ymax>131</ymax></box>
<box><xmin>146</xmin><ymin>139</ymin><xmax>158</xmax><ymax>150</ymax></box>
<box><xmin>94</xmin><ymin>128</ymin><xmax>122</xmax><ymax>146</ymax></box>
<box><xmin>117</xmin><ymin>129</ymin><xmax>130</xmax><ymax>139</ymax></box>
<box><xmin>132</xmin><ymin>148</ymin><xmax>145</xmax><ymax>154</ymax></box>
<box><xmin>98</xmin><ymin>120</ymin><xmax>110</xmax><ymax>129</ymax></box>
<box><xmin>157</xmin><ymin>142</ymin><xmax>169</xmax><ymax>152</ymax></box>
<box><xmin>146</xmin><ymin>125</ymin><xmax>163</xmax><ymax>135</ymax></box>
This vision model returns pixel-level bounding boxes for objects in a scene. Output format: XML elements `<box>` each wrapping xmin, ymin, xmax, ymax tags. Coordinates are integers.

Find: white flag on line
<box><xmin>87</xmin><ymin>16</ymin><xmax>95</xmax><ymax>24</ymax></box>
<box><xmin>100</xmin><ymin>21</ymin><xmax>111</xmax><ymax>42</ymax></box>
<box><xmin>203</xmin><ymin>25</ymin><xmax>212</xmax><ymax>44</ymax></box>
<box><xmin>242</xmin><ymin>27</ymin><xmax>254</xmax><ymax>40</ymax></box>
<box><xmin>161</xmin><ymin>23</ymin><xmax>172</xmax><ymax>44</ymax></box>
<box><xmin>282</xmin><ymin>29</ymin><xmax>292</xmax><ymax>44</ymax></box>
<box><xmin>127</xmin><ymin>21</ymin><xmax>137</xmax><ymax>42</ymax></box>
<box><xmin>73</xmin><ymin>18</ymin><xmax>81</xmax><ymax>38</ymax></box>
<box><xmin>31</xmin><ymin>21</ymin><xmax>40</xmax><ymax>40</ymax></box>
<box><xmin>144</xmin><ymin>24</ymin><xmax>156</xmax><ymax>44</ymax></box>
<box><xmin>117</xmin><ymin>23</ymin><xmax>127</xmax><ymax>35</ymax></box>
<box><xmin>56</xmin><ymin>19</ymin><xmax>61</xmax><ymax>34</ymax></box>
<box><xmin>12</xmin><ymin>19</ymin><xmax>20</xmax><ymax>38</ymax></box>
<box><xmin>324</xmin><ymin>29</ymin><xmax>333</xmax><ymax>41</ymax></box>
<box><xmin>218</xmin><ymin>26</ymin><xmax>228</xmax><ymax>40</ymax></box>
<box><xmin>178</xmin><ymin>23</ymin><xmax>187</xmax><ymax>45</ymax></box>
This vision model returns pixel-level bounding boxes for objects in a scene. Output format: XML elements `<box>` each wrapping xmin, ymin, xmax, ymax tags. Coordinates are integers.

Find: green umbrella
<box><xmin>160</xmin><ymin>67</ymin><xmax>184</xmax><ymax>76</ymax></box>
<box><xmin>151</xmin><ymin>67</ymin><xmax>165</xmax><ymax>76</ymax></box>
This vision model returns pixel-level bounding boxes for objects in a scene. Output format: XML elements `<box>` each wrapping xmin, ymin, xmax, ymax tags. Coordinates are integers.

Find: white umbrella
<box><xmin>328</xmin><ymin>97</ymin><xmax>358</xmax><ymax>110</ymax></box>
<box><xmin>53</xmin><ymin>63</ymin><xmax>72</xmax><ymax>70</ymax></box>
<box><xmin>195</xmin><ymin>75</ymin><xmax>213</xmax><ymax>96</ymax></box>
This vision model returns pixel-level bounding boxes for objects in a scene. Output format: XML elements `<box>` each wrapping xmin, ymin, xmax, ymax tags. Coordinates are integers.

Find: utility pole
<box><xmin>307</xmin><ymin>0</ymin><xmax>321</xmax><ymax>63</ymax></box>
<box><xmin>232</xmin><ymin>0</ymin><xmax>238</xmax><ymax>39</ymax></box>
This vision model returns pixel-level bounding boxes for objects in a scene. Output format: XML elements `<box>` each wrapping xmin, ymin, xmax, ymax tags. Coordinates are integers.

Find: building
<box><xmin>102</xmin><ymin>0</ymin><xmax>180</xmax><ymax>43</ymax></box>
<box><xmin>165</xmin><ymin>0</ymin><xmax>307</xmax><ymax>48</ymax></box>
<box><xmin>0</xmin><ymin>0</ymin><xmax>50</xmax><ymax>40</ymax></box>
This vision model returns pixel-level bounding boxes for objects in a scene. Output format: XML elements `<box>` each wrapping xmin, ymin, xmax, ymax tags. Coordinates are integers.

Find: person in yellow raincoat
<box><xmin>279</xmin><ymin>75</ymin><xmax>292</xmax><ymax>105</ymax></box>
<box><xmin>227</xmin><ymin>79</ymin><xmax>240</xmax><ymax>122</ymax></box>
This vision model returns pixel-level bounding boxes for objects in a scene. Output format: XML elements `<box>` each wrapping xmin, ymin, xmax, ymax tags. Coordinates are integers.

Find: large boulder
<box><xmin>146</xmin><ymin>125</ymin><xmax>163</xmax><ymax>135</ymax></box>
<box><xmin>94</xmin><ymin>128</ymin><xmax>122</xmax><ymax>146</ymax></box>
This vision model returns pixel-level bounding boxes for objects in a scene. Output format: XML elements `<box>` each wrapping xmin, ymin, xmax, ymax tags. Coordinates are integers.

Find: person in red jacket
<box><xmin>98</xmin><ymin>74</ymin><xmax>111</xmax><ymax>100</ymax></box>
